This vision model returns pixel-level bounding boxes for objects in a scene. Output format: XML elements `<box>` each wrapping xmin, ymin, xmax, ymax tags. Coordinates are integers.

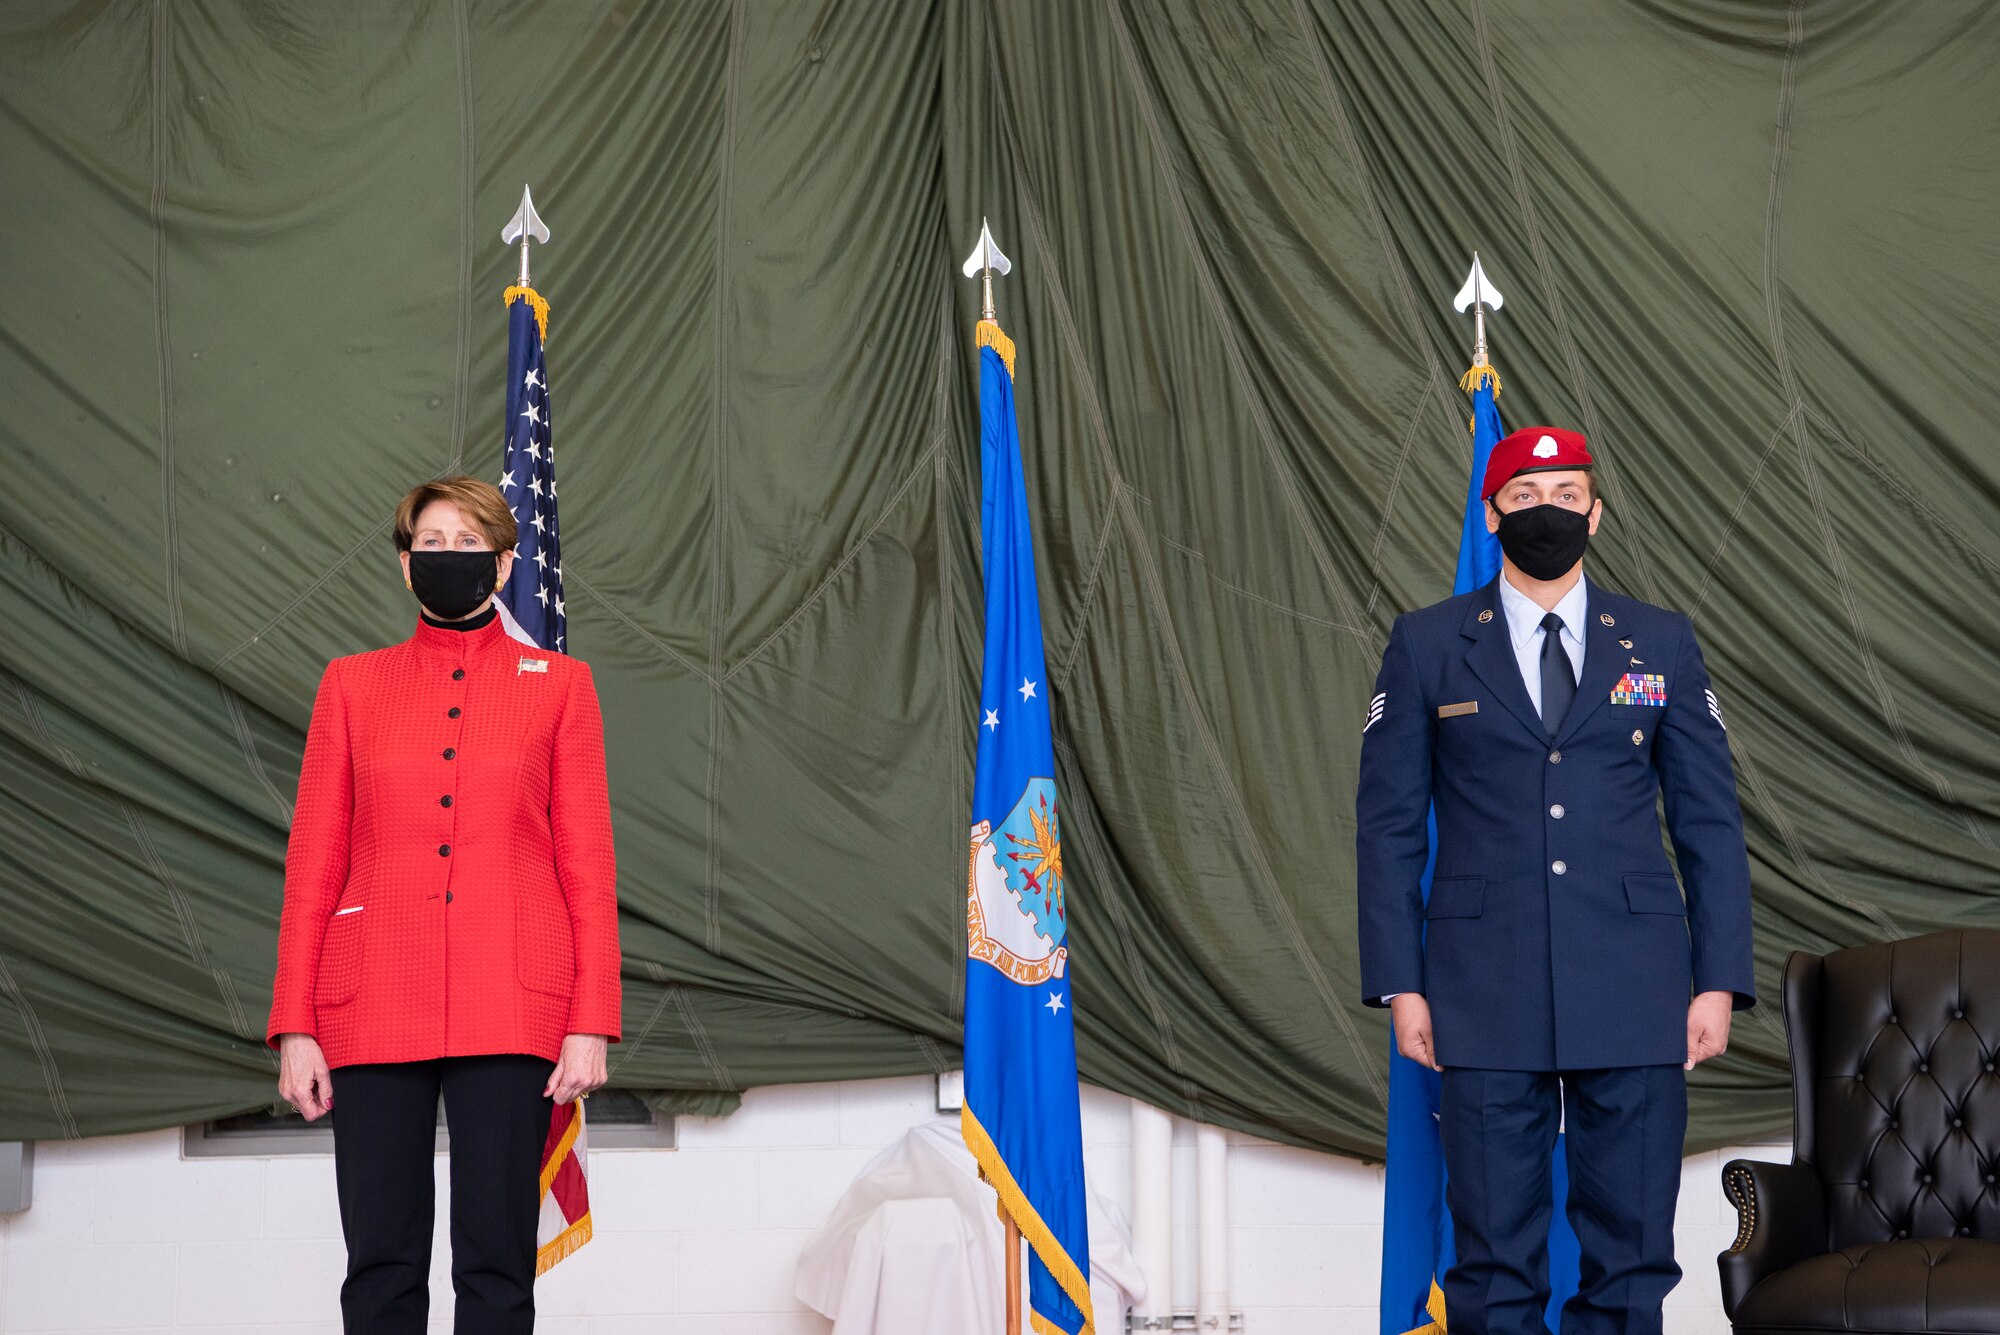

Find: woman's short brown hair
<box><xmin>392</xmin><ymin>476</ymin><xmax>518</xmax><ymax>553</ymax></box>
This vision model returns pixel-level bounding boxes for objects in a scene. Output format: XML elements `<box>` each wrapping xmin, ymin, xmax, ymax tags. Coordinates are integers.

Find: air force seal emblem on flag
<box><xmin>968</xmin><ymin>776</ymin><xmax>1068</xmax><ymax>985</ymax></box>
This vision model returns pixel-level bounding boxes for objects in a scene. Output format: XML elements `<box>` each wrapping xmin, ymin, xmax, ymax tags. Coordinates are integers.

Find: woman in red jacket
<box><xmin>268</xmin><ymin>475</ymin><xmax>621</xmax><ymax>1334</ymax></box>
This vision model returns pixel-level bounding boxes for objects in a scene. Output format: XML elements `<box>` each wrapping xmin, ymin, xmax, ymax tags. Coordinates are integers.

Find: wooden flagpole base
<box><xmin>1005</xmin><ymin>1213</ymin><xmax>1022</xmax><ymax>1333</ymax></box>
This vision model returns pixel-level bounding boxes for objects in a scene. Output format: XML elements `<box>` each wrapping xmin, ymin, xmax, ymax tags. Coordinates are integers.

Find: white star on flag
<box><xmin>495</xmin><ymin>287</ymin><xmax>564</xmax><ymax>656</ymax></box>
<box><xmin>1044</xmin><ymin>993</ymin><xmax>1065</xmax><ymax>1016</ymax></box>
<box><xmin>984</xmin><ymin>709</ymin><xmax>1000</xmax><ymax>731</ymax></box>
<box><xmin>1018</xmin><ymin>678</ymin><xmax>1038</xmax><ymax>702</ymax></box>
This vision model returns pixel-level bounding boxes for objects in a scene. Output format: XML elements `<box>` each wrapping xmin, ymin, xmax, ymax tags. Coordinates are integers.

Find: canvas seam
<box><xmin>219</xmin><ymin>680</ymin><xmax>293</xmax><ymax>823</ymax></box>
<box><xmin>150</xmin><ymin>0</ymin><xmax>187</xmax><ymax>657</ymax></box>
<box><xmin>0</xmin><ymin>953</ymin><xmax>79</xmax><ymax>1138</ymax></box>
<box><xmin>672</xmin><ymin>983</ymin><xmax>736</xmax><ymax>1092</ymax></box>
<box><xmin>720</xmin><ymin>428</ymin><xmax>951</xmax><ymax>685</ymax></box>
<box><xmin>1285</xmin><ymin>0</ymin><xmax>1468</xmax><ymax>609</ymax></box>
<box><xmin>444</xmin><ymin>0</ymin><xmax>474</xmax><ymax>472</ymax></box>
<box><xmin>1755</xmin><ymin>1</ymin><xmax>1989</xmax><ymax>854</ymax></box>
<box><xmin>930</xmin><ymin>296</ymin><xmax>970</xmax><ymax>1028</ymax></box>
<box><xmin>1688</xmin><ymin>405</ymin><xmax>1800</xmax><ymax>620</ymax></box>
<box><xmin>705</xmin><ymin>0</ymin><xmax>747</xmax><ymax>958</ymax></box>
<box><xmin>1102</xmin><ymin>0</ymin><xmax>1370</xmax><ymax>648</ymax></box>
<box><xmin>560</xmin><ymin>567</ymin><xmax>713</xmax><ymax>685</ymax></box>
<box><xmin>119</xmin><ymin>799</ymin><xmax>253</xmax><ymax>1040</ymax></box>
<box><xmin>989</xmin><ymin>5</ymin><xmax>1386</xmax><ymax>1111</ymax></box>
<box><xmin>1469</xmin><ymin>0</ymin><xmax>1664</xmax><ymax>606</ymax></box>
<box><xmin>1054</xmin><ymin>480</ymin><xmax>1123</xmax><ymax>691</ymax></box>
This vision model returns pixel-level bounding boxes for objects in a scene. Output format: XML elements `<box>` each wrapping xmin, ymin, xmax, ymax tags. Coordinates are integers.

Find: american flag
<box><xmin>496</xmin><ymin>287</ymin><xmax>566</xmax><ymax>653</ymax></box>
<box><xmin>493</xmin><ymin>285</ymin><xmax>593</xmax><ymax>1274</ymax></box>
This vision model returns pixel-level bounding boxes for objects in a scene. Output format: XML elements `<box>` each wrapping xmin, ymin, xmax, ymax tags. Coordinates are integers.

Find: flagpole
<box><xmin>965</xmin><ymin>217</ymin><xmax>1026</xmax><ymax>1335</ymax></box>
<box><xmin>1006</xmin><ymin>1214</ymin><xmax>1023</xmax><ymax>1332</ymax></box>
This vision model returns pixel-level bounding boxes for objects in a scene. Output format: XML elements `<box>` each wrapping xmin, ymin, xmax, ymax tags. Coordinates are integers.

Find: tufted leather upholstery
<box><xmin>1719</xmin><ymin>929</ymin><xmax>2000</xmax><ymax>1333</ymax></box>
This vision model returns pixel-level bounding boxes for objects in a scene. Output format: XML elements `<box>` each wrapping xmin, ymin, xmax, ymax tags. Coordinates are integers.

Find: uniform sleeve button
<box><xmin>438</xmin><ymin>843</ymin><xmax>451</xmax><ymax>857</ymax></box>
<box><xmin>440</xmin><ymin>795</ymin><xmax>452</xmax><ymax>807</ymax></box>
<box><xmin>452</xmin><ymin>668</ymin><xmax>465</xmax><ymax>680</ymax></box>
<box><xmin>448</xmin><ymin>706</ymin><xmax>461</xmax><ymax>718</ymax></box>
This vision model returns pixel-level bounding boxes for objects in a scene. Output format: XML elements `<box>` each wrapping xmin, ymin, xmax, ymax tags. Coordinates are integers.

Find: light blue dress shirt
<box><xmin>1497</xmin><ymin>570</ymin><xmax>1588</xmax><ymax>713</ymax></box>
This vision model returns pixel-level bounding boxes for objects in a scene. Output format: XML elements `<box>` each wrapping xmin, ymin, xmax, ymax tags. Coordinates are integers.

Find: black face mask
<box><xmin>408</xmin><ymin>550</ymin><xmax>500</xmax><ymax>620</ymax></box>
<box><xmin>1494</xmin><ymin>502</ymin><xmax>1591</xmax><ymax>581</ymax></box>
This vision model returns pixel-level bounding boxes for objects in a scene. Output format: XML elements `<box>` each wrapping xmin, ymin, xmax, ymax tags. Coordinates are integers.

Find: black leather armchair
<box><xmin>1719</xmin><ymin>928</ymin><xmax>2000</xmax><ymax>1333</ymax></box>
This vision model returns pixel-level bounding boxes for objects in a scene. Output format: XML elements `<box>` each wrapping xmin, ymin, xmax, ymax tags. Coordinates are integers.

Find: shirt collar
<box><xmin>409</xmin><ymin>609</ymin><xmax>514</xmax><ymax>661</ymax></box>
<box><xmin>1497</xmin><ymin>569</ymin><xmax>1589</xmax><ymax>652</ymax></box>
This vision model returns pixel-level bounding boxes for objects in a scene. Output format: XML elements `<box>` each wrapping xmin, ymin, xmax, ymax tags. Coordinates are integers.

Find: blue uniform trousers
<box><xmin>1440</xmin><ymin>1065</ymin><xmax>1687</xmax><ymax>1335</ymax></box>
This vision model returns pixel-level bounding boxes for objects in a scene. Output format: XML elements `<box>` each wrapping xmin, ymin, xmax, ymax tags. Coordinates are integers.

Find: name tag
<box><xmin>1437</xmin><ymin>701</ymin><xmax>1479</xmax><ymax>719</ymax></box>
<box><xmin>518</xmin><ymin>657</ymin><xmax>549</xmax><ymax>674</ymax></box>
<box><xmin>1611</xmin><ymin>672</ymin><xmax>1666</xmax><ymax>706</ymax></box>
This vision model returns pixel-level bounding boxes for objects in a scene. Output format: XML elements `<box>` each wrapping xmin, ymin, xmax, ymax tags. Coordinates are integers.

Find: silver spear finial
<box><xmin>961</xmin><ymin>218</ymin><xmax>1013</xmax><ymax>322</ymax></box>
<box><xmin>501</xmin><ymin>185</ymin><xmax>551</xmax><ymax>289</ymax></box>
<box><xmin>1452</xmin><ymin>252</ymin><xmax>1504</xmax><ymax>372</ymax></box>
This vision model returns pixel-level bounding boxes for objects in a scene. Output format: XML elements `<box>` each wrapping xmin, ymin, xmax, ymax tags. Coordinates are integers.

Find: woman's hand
<box><xmin>544</xmin><ymin>1033</ymin><xmax>611</xmax><ymax>1105</ymax></box>
<box><xmin>277</xmin><ymin>1033</ymin><xmax>334</xmax><ymax>1121</ymax></box>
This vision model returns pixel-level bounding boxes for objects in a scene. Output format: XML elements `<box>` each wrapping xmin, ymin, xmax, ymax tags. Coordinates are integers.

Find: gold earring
<box><xmin>405</xmin><ymin>579</ymin><xmax>412</xmax><ymax>589</ymax></box>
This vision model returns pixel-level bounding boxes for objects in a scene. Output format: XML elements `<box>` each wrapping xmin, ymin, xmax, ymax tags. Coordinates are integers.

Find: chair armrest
<box><xmin>1717</xmin><ymin>1158</ymin><xmax>1826</xmax><ymax>1318</ymax></box>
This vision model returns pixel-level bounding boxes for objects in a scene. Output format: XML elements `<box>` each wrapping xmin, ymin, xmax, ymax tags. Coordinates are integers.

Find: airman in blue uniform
<box><xmin>1357</xmin><ymin>427</ymin><xmax>1756</xmax><ymax>1335</ymax></box>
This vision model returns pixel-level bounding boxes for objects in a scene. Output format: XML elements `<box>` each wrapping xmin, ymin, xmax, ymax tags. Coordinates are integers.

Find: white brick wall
<box><xmin>0</xmin><ymin>1077</ymin><xmax>1787</xmax><ymax>1333</ymax></box>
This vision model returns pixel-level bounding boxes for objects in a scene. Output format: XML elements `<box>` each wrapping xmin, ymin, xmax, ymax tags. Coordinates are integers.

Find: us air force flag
<box><xmin>496</xmin><ymin>285</ymin><xmax>565</xmax><ymax>652</ymax></box>
<box><xmin>960</xmin><ymin>318</ymin><xmax>1095</xmax><ymax>1335</ymax></box>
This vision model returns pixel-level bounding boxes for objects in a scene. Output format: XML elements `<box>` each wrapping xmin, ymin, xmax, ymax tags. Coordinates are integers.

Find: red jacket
<box><xmin>266</xmin><ymin>614</ymin><xmax>622</xmax><ymax>1067</ymax></box>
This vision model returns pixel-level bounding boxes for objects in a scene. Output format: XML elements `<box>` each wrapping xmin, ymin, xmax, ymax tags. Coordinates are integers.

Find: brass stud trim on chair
<box><xmin>1724</xmin><ymin>1165</ymin><xmax>1758</xmax><ymax>1253</ymax></box>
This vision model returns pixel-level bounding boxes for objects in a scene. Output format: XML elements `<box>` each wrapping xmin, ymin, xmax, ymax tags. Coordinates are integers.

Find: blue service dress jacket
<box><xmin>1356</xmin><ymin>575</ymin><xmax>1756</xmax><ymax>1071</ymax></box>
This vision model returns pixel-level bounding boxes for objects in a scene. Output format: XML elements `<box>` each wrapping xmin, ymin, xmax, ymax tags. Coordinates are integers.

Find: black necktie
<box><xmin>1539</xmin><ymin>611</ymin><xmax>1575</xmax><ymax>737</ymax></box>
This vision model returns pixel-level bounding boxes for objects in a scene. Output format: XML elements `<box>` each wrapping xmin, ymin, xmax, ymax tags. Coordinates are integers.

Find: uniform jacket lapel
<box><xmin>1555</xmin><ymin>592</ymin><xmax>1629</xmax><ymax>747</ymax></box>
<box><xmin>1461</xmin><ymin>578</ymin><xmax>1547</xmax><ymax>742</ymax></box>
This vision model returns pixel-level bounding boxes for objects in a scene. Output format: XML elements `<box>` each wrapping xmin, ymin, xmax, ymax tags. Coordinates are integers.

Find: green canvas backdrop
<box><xmin>1</xmin><ymin>0</ymin><xmax>1996</xmax><ymax>1156</ymax></box>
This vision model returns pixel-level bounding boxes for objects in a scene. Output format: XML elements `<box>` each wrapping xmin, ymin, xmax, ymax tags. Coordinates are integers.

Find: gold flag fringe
<box><xmin>1397</xmin><ymin>1278</ymin><xmax>1449</xmax><ymax>1335</ymax></box>
<box><xmin>961</xmin><ymin>1106</ymin><xmax>1096</xmax><ymax>1335</ymax></box>
<box><xmin>977</xmin><ymin>319</ymin><xmax>1017</xmax><ymax>379</ymax></box>
<box><xmin>1460</xmin><ymin>361</ymin><xmax>1501</xmax><ymax>432</ymax></box>
<box><xmin>504</xmin><ymin>285</ymin><xmax>551</xmax><ymax>344</ymax></box>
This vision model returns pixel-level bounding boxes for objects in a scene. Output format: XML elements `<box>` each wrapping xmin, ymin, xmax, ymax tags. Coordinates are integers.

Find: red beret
<box><xmin>1481</xmin><ymin>426</ymin><xmax>1593</xmax><ymax>500</ymax></box>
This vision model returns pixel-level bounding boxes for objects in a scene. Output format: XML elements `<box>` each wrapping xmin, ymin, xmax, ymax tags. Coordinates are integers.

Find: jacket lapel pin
<box><xmin>518</xmin><ymin>657</ymin><xmax>549</xmax><ymax>674</ymax></box>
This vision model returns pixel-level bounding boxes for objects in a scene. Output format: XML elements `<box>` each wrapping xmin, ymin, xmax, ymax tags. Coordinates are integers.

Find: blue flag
<box><xmin>496</xmin><ymin>286</ymin><xmax>565</xmax><ymax>653</ymax></box>
<box><xmin>960</xmin><ymin>320</ymin><xmax>1095</xmax><ymax>1335</ymax></box>
<box><xmin>1377</xmin><ymin>375</ymin><xmax>1581</xmax><ymax>1334</ymax></box>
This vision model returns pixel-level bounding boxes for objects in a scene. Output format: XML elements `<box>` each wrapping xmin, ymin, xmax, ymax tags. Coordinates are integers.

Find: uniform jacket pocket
<box><xmin>315</xmin><ymin>906</ymin><xmax>365</xmax><ymax>1007</ymax></box>
<box><xmin>1624</xmin><ymin>872</ymin><xmax>1687</xmax><ymax>916</ymax></box>
<box><xmin>515</xmin><ymin>885</ymin><xmax>578</xmax><ymax>998</ymax></box>
<box><xmin>1425</xmin><ymin>875</ymin><xmax>1486</xmax><ymax>919</ymax></box>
